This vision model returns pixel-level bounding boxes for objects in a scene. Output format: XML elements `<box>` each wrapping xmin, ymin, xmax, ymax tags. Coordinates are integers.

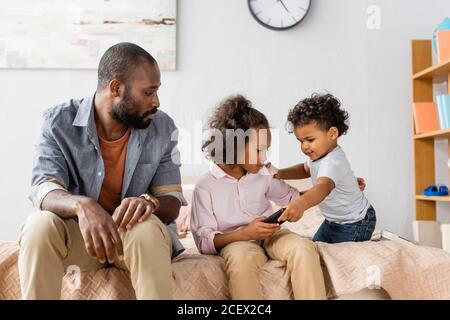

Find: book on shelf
<box><xmin>437</xmin><ymin>30</ymin><xmax>450</xmax><ymax>63</ymax></box>
<box><xmin>437</xmin><ymin>94</ymin><xmax>450</xmax><ymax>129</ymax></box>
<box><xmin>412</xmin><ymin>102</ymin><xmax>439</xmax><ymax>133</ymax></box>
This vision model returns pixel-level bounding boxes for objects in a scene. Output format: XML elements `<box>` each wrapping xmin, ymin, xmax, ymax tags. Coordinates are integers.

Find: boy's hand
<box><xmin>357</xmin><ymin>177</ymin><xmax>366</xmax><ymax>191</ymax></box>
<box><xmin>264</xmin><ymin>162</ymin><xmax>280</xmax><ymax>178</ymax></box>
<box><xmin>278</xmin><ymin>201</ymin><xmax>305</xmax><ymax>223</ymax></box>
<box><xmin>242</xmin><ymin>217</ymin><xmax>280</xmax><ymax>240</ymax></box>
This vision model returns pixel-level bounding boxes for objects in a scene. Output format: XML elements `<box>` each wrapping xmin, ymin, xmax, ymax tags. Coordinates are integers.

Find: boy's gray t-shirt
<box><xmin>308</xmin><ymin>145</ymin><xmax>370</xmax><ymax>224</ymax></box>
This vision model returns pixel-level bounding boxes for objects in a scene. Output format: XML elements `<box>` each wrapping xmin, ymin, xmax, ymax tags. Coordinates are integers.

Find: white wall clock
<box><xmin>248</xmin><ymin>0</ymin><xmax>311</xmax><ymax>31</ymax></box>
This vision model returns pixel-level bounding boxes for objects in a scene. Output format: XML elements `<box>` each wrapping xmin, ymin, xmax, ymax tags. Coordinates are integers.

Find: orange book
<box><xmin>437</xmin><ymin>30</ymin><xmax>450</xmax><ymax>63</ymax></box>
<box><xmin>413</xmin><ymin>102</ymin><xmax>439</xmax><ymax>134</ymax></box>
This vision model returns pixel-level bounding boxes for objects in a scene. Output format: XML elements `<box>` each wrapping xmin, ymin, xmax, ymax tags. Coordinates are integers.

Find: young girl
<box><xmin>275</xmin><ymin>93</ymin><xmax>376</xmax><ymax>244</ymax></box>
<box><xmin>190</xmin><ymin>95</ymin><xmax>326</xmax><ymax>300</ymax></box>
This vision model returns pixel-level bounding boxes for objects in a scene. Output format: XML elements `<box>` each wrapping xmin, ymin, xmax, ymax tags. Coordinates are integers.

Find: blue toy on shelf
<box><xmin>423</xmin><ymin>184</ymin><xmax>449</xmax><ymax>196</ymax></box>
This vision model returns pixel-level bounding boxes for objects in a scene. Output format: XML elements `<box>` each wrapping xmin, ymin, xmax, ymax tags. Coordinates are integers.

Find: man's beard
<box><xmin>110</xmin><ymin>89</ymin><xmax>157</xmax><ymax>129</ymax></box>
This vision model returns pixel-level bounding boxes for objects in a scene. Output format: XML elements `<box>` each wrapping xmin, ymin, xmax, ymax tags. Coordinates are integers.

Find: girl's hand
<box><xmin>242</xmin><ymin>217</ymin><xmax>280</xmax><ymax>240</ymax></box>
<box><xmin>278</xmin><ymin>201</ymin><xmax>304</xmax><ymax>223</ymax></box>
<box><xmin>357</xmin><ymin>177</ymin><xmax>366</xmax><ymax>191</ymax></box>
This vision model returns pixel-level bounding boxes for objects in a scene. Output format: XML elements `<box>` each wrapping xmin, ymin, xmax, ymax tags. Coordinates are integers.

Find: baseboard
<box><xmin>412</xmin><ymin>221</ymin><xmax>442</xmax><ymax>249</ymax></box>
<box><xmin>441</xmin><ymin>224</ymin><xmax>450</xmax><ymax>253</ymax></box>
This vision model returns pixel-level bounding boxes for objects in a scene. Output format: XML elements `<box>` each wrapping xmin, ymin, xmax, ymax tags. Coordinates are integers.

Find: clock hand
<box><xmin>277</xmin><ymin>0</ymin><xmax>290</xmax><ymax>13</ymax></box>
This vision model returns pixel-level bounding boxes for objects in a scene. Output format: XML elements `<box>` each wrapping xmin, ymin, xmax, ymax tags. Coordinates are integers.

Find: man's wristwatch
<box><xmin>139</xmin><ymin>194</ymin><xmax>160</xmax><ymax>209</ymax></box>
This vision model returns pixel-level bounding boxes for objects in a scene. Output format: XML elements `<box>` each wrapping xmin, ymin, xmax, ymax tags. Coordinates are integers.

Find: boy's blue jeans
<box><xmin>312</xmin><ymin>206</ymin><xmax>376</xmax><ymax>243</ymax></box>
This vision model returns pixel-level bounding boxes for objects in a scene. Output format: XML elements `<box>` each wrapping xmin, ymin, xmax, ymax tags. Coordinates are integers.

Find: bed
<box><xmin>1</xmin><ymin>179</ymin><xmax>449</xmax><ymax>300</ymax></box>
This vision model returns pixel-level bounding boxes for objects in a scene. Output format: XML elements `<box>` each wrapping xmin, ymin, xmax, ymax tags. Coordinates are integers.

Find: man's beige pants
<box><xmin>18</xmin><ymin>211</ymin><xmax>173</xmax><ymax>300</ymax></box>
<box><xmin>220</xmin><ymin>229</ymin><xmax>327</xmax><ymax>300</ymax></box>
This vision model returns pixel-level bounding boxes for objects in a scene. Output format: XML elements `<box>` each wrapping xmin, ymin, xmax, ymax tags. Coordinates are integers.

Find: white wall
<box><xmin>1</xmin><ymin>0</ymin><xmax>449</xmax><ymax>241</ymax></box>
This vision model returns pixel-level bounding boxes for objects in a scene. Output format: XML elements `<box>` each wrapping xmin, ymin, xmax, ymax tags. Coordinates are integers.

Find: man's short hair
<box><xmin>97</xmin><ymin>42</ymin><xmax>156</xmax><ymax>88</ymax></box>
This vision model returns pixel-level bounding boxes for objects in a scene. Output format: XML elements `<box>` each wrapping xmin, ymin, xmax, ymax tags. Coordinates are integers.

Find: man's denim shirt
<box><xmin>29</xmin><ymin>95</ymin><xmax>187</xmax><ymax>257</ymax></box>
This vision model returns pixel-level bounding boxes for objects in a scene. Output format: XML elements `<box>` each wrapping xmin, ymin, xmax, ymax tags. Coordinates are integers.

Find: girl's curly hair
<box><xmin>287</xmin><ymin>93</ymin><xmax>349</xmax><ymax>136</ymax></box>
<box><xmin>202</xmin><ymin>95</ymin><xmax>269</xmax><ymax>163</ymax></box>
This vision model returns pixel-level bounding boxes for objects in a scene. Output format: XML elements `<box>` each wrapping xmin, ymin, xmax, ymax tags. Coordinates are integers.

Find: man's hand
<box><xmin>357</xmin><ymin>177</ymin><xmax>366</xmax><ymax>191</ymax></box>
<box><xmin>112</xmin><ymin>197</ymin><xmax>156</xmax><ymax>232</ymax></box>
<box><xmin>242</xmin><ymin>217</ymin><xmax>280</xmax><ymax>241</ymax></box>
<box><xmin>76</xmin><ymin>198</ymin><xmax>124</xmax><ymax>264</ymax></box>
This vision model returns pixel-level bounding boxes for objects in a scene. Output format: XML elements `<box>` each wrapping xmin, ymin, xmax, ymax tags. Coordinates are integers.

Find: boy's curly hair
<box><xmin>202</xmin><ymin>95</ymin><xmax>269</xmax><ymax>163</ymax></box>
<box><xmin>287</xmin><ymin>93</ymin><xmax>349</xmax><ymax>136</ymax></box>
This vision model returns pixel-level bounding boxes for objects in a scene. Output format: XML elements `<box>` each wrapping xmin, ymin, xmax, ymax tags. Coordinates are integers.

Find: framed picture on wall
<box><xmin>0</xmin><ymin>0</ymin><xmax>177</xmax><ymax>70</ymax></box>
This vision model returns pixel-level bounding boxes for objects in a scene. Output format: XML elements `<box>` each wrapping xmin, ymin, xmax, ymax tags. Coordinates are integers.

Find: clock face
<box><xmin>248</xmin><ymin>0</ymin><xmax>311</xmax><ymax>30</ymax></box>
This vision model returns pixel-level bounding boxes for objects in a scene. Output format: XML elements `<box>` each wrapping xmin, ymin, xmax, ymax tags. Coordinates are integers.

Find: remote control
<box><xmin>263</xmin><ymin>208</ymin><xmax>286</xmax><ymax>224</ymax></box>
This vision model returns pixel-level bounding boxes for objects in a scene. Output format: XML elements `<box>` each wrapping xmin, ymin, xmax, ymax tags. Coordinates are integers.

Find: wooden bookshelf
<box><xmin>412</xmin><ymin>40</ymin><xmax>450</xmax><ymax>221</ymax></box>
<box><xmin>413</xmin><ymin>58</ymin><xmax>450</xmax><ymax>83</ymax></box>
<box><xmin>414</xmin><ymin>127</ymin><xmax>450</xmax><ymax>140</ymax></box>
<box><xmin>415</xmin><ymin>195</ymin><xmax>450</xmax><ymax>202</ymax></box>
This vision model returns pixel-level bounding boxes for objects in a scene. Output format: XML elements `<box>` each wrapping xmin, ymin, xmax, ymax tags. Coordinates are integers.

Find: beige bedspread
<box><xmin>1</xmin><ymin>234</ymin><xmax>449</xmax><ymax>300</ymax></box>
<box><xmin>2</xmin><ymin>185</ymin><xmax>449</xmax><ymax>300</ymax></box>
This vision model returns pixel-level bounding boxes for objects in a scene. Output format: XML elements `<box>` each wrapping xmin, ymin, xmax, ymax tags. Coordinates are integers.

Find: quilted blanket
<box><xmin>1</xmin><ymin>234</ymin><xmax>449</xmax><ymax>300</ymax></box>
<box><xmin>2</xmin><ymin>192</ymin><xmax>450</xmax><ymax>300</ymax></box>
